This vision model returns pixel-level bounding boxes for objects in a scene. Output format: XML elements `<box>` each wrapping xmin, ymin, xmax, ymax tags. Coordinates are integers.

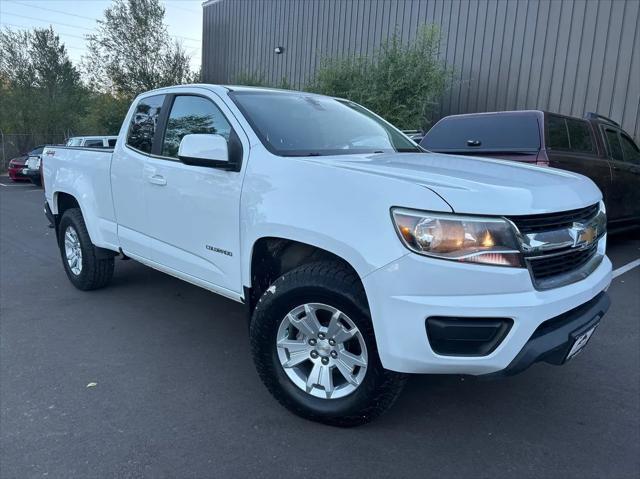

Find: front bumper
<box><xmin>8</xmin><ymin>166</ymin><xmax>28</xmax><ymax>180</ymax></box>
<box><xmin>489</xmin><ymin>291</ymin><xmax>609</xmax><ymax>376</ymax></box>
<box><xmin>21</xmin><ymin>167</ymin><xmax>40</xmax><ymax>179</ymax></box>
<box><xmin>362</xmin><ymin>237</ymin><xmax>612</xmax><ymax>375</ymax></box>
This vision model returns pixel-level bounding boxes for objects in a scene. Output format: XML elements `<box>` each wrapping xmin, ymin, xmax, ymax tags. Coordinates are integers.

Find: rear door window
<box><xmin>421</xmin><ymin>115</ymin><xmax>540</xmax><ymax>152</ymax></box>
<box><xmin>108</xmin><ymin>139</ymin><xmax>117</xmax><ymax>148</ymax></box>
<box><xmin>547</xmin><ymin>115</ymin><xmax>570</xmax><ymax>149</ymax></box>
<box><xmin>548</xmin><ymin>116</ymin><xmax>597</xmax><ymax>154</ymax></box>
<box><xmin>620</xmin><ymin>133</ymin><xmax>640</xmax><ymax>165</ymax></box>
<box><xmin>604</xmin><ymin>129</ymin><xmax>623</xmax><ymax>162</ymax></box>
<box><xmin>126</xmin><ymin>94</ymin><xmax>165</xmax><ymax>154</ymax></box>
<box><xmin>84</xmin><ymin>139</ymin><xmax>104</xmax><ymax>148</ymax></box>
<box><xmin>565</xmin><ymin>119</ymin><xmax>595</xmax><ymax>153</ymax></box>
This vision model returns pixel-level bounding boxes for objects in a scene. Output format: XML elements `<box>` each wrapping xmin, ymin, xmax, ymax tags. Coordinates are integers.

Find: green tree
<box><xmin>0</xmin><ymin>27</ymin><xmax>85</xmax><ymax>152</ymax></box>
<box><xmin>81</xmin><ymin>92</ymin><xmax>130</xmax><ymax>135</ymax></box>
<box><xmin>0</xmin><ymin>28</ymin><xmax>37</xmax><ymax>150</ymax></box>
<box><xmin>30</xmin><ymin>28</ymin><xmax>86</xmax><ymax>135</ymax></box>
<box><xmin>84</xmin><ymin>0</ymin><xmax>194</xmax><ymax>99</ymax></box>
<box><xmin>232</xmin><ymin>70</ymin><xmax>293</xmax><ymax>89</ymax></box>
<box><xmin>233</xmin><ymin>71</ymin><xmax>269</xmax><ymax>87</ymax></box>
<box><xmin>310</xmin><ymin>25</ymin><xmax>452</xmax><ymax>130</ymax></box>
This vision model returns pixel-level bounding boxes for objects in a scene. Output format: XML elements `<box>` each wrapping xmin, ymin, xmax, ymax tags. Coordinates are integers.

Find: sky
<box><xmin>0</xmin><ymin>0</ymin><xmax>203</xmax><ymax>70</ymax></box>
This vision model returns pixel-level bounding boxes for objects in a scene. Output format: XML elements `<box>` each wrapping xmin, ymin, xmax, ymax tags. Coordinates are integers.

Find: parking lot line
<box><xmin>0</xmin><ymin>182</ymin><xmax>27</xmax><ymax>187</ymax></box>
<box><xmin>0</xmin><ymin>184</ymin><xmax>41</xmax><ymax>190</ymax></box>
<box><xmin>0</xmin><ymin>181</ymin><xmax>39</xmax><ymax>189</ymax></box>
<box><xmin>612</xmin><ymin>258</ymin><xmax>640</xmax><ymax>278</ymax></box>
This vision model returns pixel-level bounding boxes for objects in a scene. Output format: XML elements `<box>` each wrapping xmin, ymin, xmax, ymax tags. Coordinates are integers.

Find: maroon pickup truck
<box><xmin>421</xmin><ymin>111</ymin><xmax>640</xmax><ymax>228</ymax></box>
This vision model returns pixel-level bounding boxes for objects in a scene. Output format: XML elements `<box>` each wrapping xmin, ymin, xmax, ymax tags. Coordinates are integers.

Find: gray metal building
<box><xmin>202</xmin><ymin>0</ymin><xmax>640</xmax><ymax>140</ymax></box>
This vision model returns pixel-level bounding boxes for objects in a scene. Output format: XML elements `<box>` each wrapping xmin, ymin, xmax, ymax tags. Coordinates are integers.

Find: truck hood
<box><xmin>306</xmin><ymin>152</ymin><xmax>601</xmax><ymax>215</ymax></box>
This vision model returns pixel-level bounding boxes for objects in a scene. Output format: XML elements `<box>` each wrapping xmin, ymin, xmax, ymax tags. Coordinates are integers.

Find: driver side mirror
<box><xmin>178</xmin><ymin>134</ymin><xmax>230</xmax><ymax>168</ymax></box>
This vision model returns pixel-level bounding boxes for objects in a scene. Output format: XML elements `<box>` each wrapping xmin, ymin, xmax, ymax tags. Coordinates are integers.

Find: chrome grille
<box><xmin>508</xmin><ymin>203</ymin><xmax>600</xmax><ymax>234</ymax></box>
<box><xmin>527</xmin><ymin>243</ymin><xmax>598</xmax><ymax>280</ymax></box>
<box><xmin>506</xmin><ymin>203</ymin><xmax>603</xmax><ymax>289</ymax></box>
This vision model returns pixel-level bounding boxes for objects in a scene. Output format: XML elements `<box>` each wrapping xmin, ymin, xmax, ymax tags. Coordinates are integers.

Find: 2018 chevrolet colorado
<box><xmin>42</xmin><ymin>85</ymin><xmax>612</xmax><ymax>426</ymax></box>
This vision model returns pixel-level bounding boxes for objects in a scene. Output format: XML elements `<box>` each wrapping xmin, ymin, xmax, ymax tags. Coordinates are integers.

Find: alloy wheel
<box><xmin>64</xmin><ymin>226</ymin><xmax>83</xmax><ymax>275</ymax></box>
<box><xmin>276</xmin><ymin>303</ymin><xmax>368</xmax><ymax>399</ymax></box>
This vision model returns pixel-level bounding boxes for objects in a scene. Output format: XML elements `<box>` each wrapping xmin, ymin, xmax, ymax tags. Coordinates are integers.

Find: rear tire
<box><xmin>58</xmin><ymin>208</ymin><xmax>114</xmax><ymax>291</ymax></box>
<box><xmin>250</xmin><ymin>261</ymin><xmax>406</xmax><ymax>427</ymax></box>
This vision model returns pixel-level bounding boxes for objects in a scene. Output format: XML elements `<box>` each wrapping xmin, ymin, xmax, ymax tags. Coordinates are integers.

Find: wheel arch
<box><xmin>51</xmin><ymin>190</ymin><xmax>116</xmax><ymax>257</ymax></box>
<box><xmin>50</xmin><ymin>191</ymin><xmax>81</xmax><ymax>230</ymax></box>
<box><xmin>54</xmin><ymin>191</ymin><xmax>80</xmax><ymax>215</ymax></box>
<box><xmin>245</xmin><ymin>237</ymin><xmax>365</xmax><ymax>312</ymax></box>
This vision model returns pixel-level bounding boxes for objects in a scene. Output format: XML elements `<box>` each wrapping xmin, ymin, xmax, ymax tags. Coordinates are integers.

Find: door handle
<box><xmin>148</xmin><ymin>174</ymin><xmax>167</xmax><ymax>186</ymax></box>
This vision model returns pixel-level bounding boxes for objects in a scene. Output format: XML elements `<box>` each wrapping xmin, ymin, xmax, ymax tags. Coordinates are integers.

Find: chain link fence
<box><xmin>0</xmin><ymin>131</ymin><xmax>71</xmax><ymax>172</ymax></box>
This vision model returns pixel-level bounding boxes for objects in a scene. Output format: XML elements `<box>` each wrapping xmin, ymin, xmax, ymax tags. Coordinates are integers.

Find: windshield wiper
<box><xmin>282</xmin><ymin>152</ymin><xmax>323</xmax><ymax>157</ymax></box>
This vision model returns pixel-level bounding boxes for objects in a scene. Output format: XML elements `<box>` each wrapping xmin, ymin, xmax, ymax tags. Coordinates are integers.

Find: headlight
<box><xmin>391</xmin><ymin>208</ymin><xmax>523</xmax><ymax>267</ymax></box>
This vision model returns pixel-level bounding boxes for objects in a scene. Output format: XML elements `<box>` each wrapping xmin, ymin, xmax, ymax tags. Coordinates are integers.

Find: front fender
<box><xmin>239</xmin><ymin>148</ymin><xmax>453</xmax><ymax>287</ymax></box>
<box><xmin>242</xmin><ymin>225</ymin><xmax>380</xmax><ymax>287</ymax></box>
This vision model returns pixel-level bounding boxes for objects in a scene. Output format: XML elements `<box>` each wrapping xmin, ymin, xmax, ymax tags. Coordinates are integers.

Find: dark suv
<box><xmin>420</xmin><ymin>111</ymin><xmax>640</xmax><ymax>227</ymax></box>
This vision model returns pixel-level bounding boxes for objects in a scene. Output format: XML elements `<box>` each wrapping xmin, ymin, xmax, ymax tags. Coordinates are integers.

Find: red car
<box><xmin>8</xmin><ymin>146</ymin><xmax>45</xmax><ymax>182</ymax></box>
<box><xmin>8</xmin><ymin>156</ymin><xmax>28</xmax><ymax>181</ymax></box>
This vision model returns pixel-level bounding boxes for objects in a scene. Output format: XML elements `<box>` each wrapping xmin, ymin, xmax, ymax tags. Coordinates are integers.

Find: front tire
<box><xmin>58</xmin><ymin>208</ymin><xmax>114</xmax><ymax>291</ymax></box>
<box><xmin>250</xmin><ymin>261</ymin><xmax>406</xmax><ymax>427</ymax></box>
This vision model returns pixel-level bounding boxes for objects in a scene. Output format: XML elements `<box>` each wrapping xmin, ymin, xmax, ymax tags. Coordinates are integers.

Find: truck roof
<box><xmin>135</xmin><ymin>83</ymin><xmax>335</xmax><ymax>100</ymax></box>
<box><xmin>67</xmin><ymin>135</ymin><xmax>118</xmax><ymax>140</ymax></box>
<box><xmin>437</xmin><ymin>110</ymin><xmax>619</xmax><ymax>127</ymax></box>
<box><xmin>438</xmin><ymin>110</ymin><xmax>545</xmax><ymax>119</ymax></box>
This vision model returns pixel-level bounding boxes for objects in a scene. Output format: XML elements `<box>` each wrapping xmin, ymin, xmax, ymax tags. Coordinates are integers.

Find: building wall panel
<box><xmin>202</xmin><ymin>0</ymin><xmax>640</xmax><ymax>140</ymax></box>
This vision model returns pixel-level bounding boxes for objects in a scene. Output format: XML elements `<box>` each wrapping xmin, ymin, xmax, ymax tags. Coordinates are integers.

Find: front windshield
<box><xmin>230</xmin><ymin>91</ymin><xmax>420</xmax><ymax>157</ymax></box>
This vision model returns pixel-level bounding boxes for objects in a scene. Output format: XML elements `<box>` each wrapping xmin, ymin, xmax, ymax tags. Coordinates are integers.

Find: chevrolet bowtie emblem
<box><xmin>570</xmin><ymin>223</ymin><xmax>596</xmax><ymax>247</ymax></box>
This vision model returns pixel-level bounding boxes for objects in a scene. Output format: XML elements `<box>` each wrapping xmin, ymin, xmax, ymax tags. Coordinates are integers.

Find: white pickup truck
<box><xmin>43</xmin><ymin>85</ymin><xmax>612</xmax><ymax>426</ymax></box>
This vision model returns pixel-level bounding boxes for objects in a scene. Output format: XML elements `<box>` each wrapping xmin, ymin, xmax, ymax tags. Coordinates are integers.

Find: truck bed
<box><xmin>43</xmin><ymin>146</ymin><xmax>119</xmax><ymax>251</ymax></box>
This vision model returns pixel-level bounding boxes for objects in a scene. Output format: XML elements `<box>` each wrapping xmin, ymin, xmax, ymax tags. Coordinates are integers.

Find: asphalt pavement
<box><xmin>1</xmin><ymin>177</ymin><xmax>639</xmax><ymax>479</ymax></box>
